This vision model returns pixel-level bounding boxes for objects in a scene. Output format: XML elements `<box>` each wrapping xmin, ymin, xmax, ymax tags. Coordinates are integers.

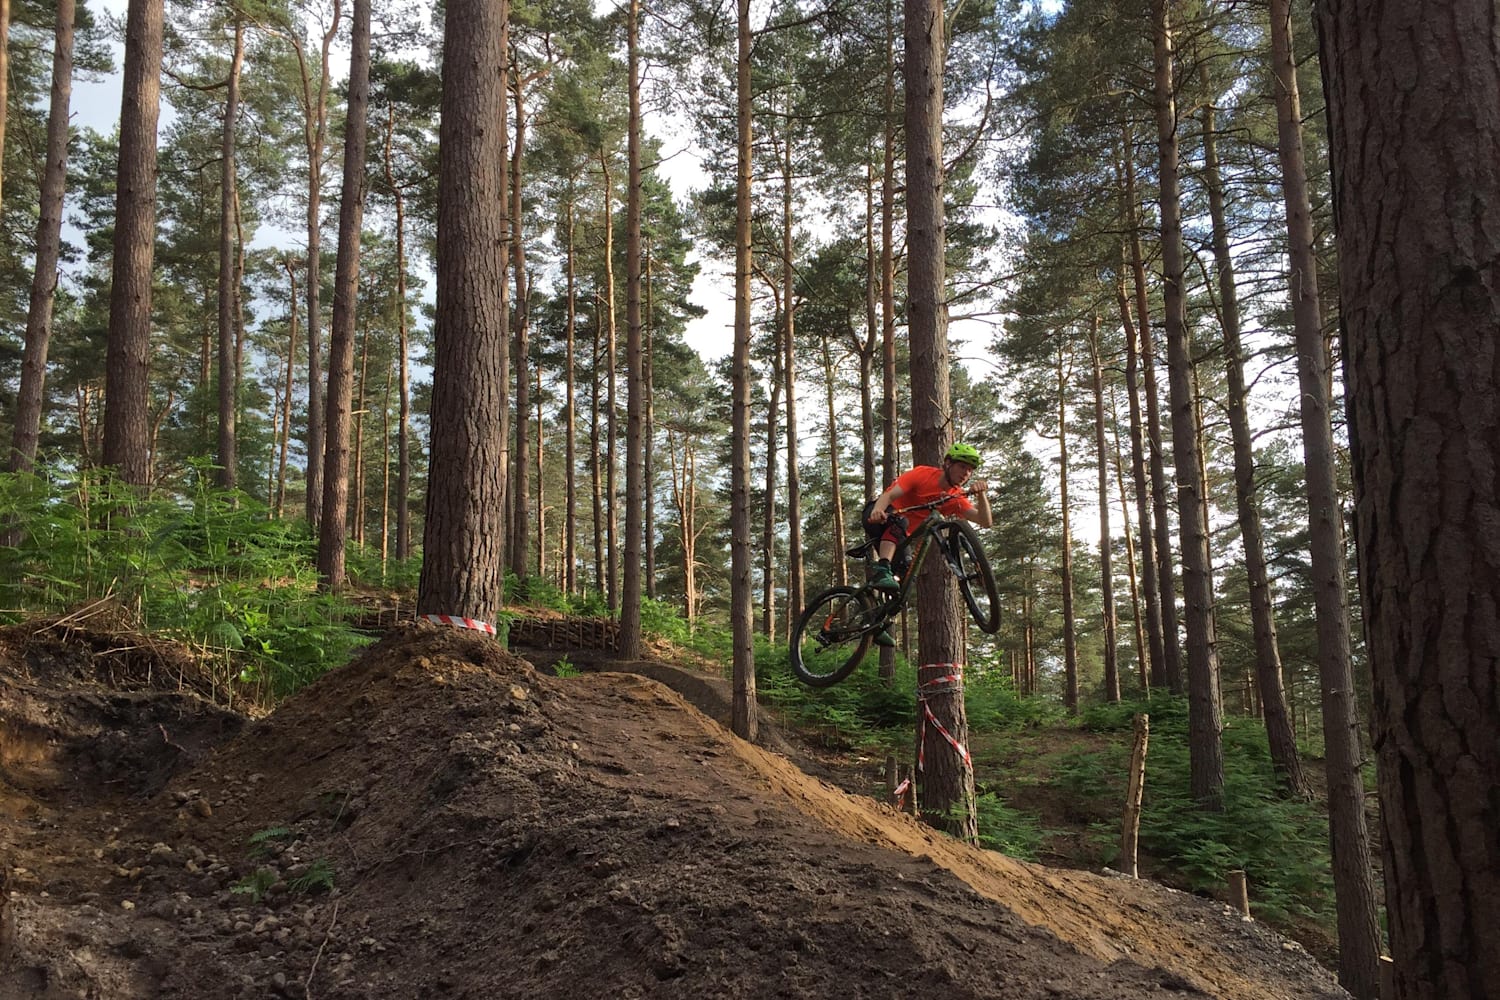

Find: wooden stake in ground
<box><xmin>1121</xmin><ymin>712</ymin><xmax>1149</xmax><ymax>877</ymax></box>
<box><xmin>1228</xmin><ymin>870</ymin><xmax>1251</xmax><ymax>918</ymax></box>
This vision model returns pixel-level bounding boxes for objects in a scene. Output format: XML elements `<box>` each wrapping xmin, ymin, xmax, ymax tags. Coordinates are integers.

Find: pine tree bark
<box><xmin>288</xmin><ymin>4</ymin><xmax>340</xmax><ymax>527</ymax></box>
<box><xmin>0</xmin><ymin>0</ymin><xmax>9</xmax><ymax>211</ymax></box>
<box><xmin>510</xmin><ymin>78</ymin><xmax>531</xmax><ymax>579</ymax></box>
<box><xmin>1150</xmin><ymin>0</ymin><xmax>1223</xmax><ymax>809</ymax></box>
<box><xmin>1115</xmin><ymin>246</ymin><xmax>1165</xmax><ymax>691</ymax></box>
<box><xmin>1108</xmin><ymin>387</ymin><xmax>1149</xmax><ymax>690</ymax></box>
<box><xmin>564</xmin><ymin>197</ymin><xmax>578</xmax><ymax>595</ymax></box>
<box><xmin>878</xmin><ymin>0</ymin><xmax>900</xmax><ymax>682</ymax></box>
<box><xmin>215</xmin><ymin>18</ymin><xmax>244</xmax><ymax>490</ymax></box>
<box><xmin>9</xmin><ymin>0</ymin><xmax>74</xmax><ymax>474</ymax></box>
<box><xmin>1057</xmin><ymin>342</ymin><xmax>1079</xmax><ymax>712</ymax></box>
<box><xmin>103</xmin><ymin>0</ymin><xmax>164</xmax><ymax>487</ymax></box>
<box><xmin>417</xmin><ymin>0</ymin><xmax>509</xmax><ymax>624</ymax></box>
<box><xmin>1089</xmin><ymin>318</ymin><xmax>1121</xmax><ymax>701</ymax></box>
<box><xmin>781</xmin><ymin>128</ymin><xmax>805</xmax><ymax>625</ymax></box>
<box><xmin>644</xmin><ymin>242</ymin><xmax>657</xmax><ymax>601</ymax></box>
<box><xmin>601</xmin><ymin>154</ymin><xmax>619</xmax><ymax>611</ymax></box>
<box><xmin>822</xmin><ymin>335</ymin><xmax>848</xmax><ymax>587</ymax></box>
<box><xmin>1198</xmin><ymin>78</ymin><xmax>1309</xmax><ymax>799</ymax></box>
<box><xmin>730</xmin><ymin>0</ymin><xmax>758</xmax><ymax>741</ymax></box>
<box><xmin>380</xmin><ymin>106</ymin><xmax>413</xmax><ymax>560</ymax></box>
<box><xmin>352</xmin><ymin>324</ymin><xmax>370</xmax><ymax>546</ymax></box>
<box><xmin>1274</xmin><ymin>2</ymin><xmax>1381</xmax><ymax>994</ymax></box>
<box><xmin>619</xmin><ymin>0</ymin><xmax>645</xmax><ymax>659</ymax></box>
<box><xmin>276</xmin><ymin>260</ymin><xmax>298</xmax><ymax>517</ymax></box>
<box><xmin>761</xmin><ymin>357</ymin><xmax>780</xmax><ymax>636</ymax></box>
<box><xmin>318</xmin><ymin>0</ymin><xmax>372</xmax><ymax>590</ymax></box>
<box><xmin>1122</xmin><ymin>127</ymin><xmax>1179</xmax><ymax>691</ymax></box>
<box><xmin>906</xmin><ymin>0</ymin><xmax>976</xmax><ymax>841</ymax></box>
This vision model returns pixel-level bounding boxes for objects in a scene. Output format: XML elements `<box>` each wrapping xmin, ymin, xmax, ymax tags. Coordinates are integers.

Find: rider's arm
<box><xmin>868</xmin><ymin>482</ymin><xmax>906</xmax><ymax>522</ymax></box>
<box><xmin>965</xmin><ymin>480</ymin><xmax>993</xmax><ymax>528</ymax></box>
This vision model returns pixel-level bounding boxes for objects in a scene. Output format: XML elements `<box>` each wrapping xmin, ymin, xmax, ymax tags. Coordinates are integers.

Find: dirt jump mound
<box><xmin>0</xmin><ymin>622</ymin><xmax>1347</xmax><ymax>999</ymax></box>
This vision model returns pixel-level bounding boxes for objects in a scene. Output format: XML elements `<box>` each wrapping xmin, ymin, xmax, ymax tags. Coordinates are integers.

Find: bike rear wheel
<box><xmin>939</xmin><ymin>521</ymin><xmax>1000</xmax><ymax>633</ymax></box>
<box><xmin>791</xmin><ymin>586</ymin><xmax>879</xmax><ymax>687</ymax></box>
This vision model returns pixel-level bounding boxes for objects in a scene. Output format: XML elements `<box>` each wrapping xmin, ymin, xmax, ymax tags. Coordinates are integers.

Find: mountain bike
<box><xmin>789</xmin><ymin>494</ymin><xmax>1000</xmax><ymax>687</ymax></box>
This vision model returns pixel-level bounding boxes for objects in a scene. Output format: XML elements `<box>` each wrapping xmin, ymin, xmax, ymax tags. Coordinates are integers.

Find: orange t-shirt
<box><xmin>888</xmin><ymin>466</ymin><xmax>974</xmax><ymax>531</ymax></box>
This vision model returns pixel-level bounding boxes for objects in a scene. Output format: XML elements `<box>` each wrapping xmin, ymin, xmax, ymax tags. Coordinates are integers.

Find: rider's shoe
<box><xmin>872</xmin><ymin>627</ymin><xmax>896</xmax><ymax>648</ymax></box>
<box><xmin>869</xmin><ymin>564</ymin><xmax>900</xmax><ymax>593</ymax></box>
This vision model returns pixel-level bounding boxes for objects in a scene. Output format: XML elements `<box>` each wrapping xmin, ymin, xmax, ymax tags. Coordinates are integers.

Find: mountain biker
<box><xmin>863</xmin><ymin>442</ymin><xmax>993</xmax><ymax>602</ymax></box>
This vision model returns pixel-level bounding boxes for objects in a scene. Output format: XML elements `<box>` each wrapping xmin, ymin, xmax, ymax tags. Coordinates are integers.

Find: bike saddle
<box><xmin>846</xmin><ymin>539</ymin><xmax>879</xmax><ymax>558</ymax></box>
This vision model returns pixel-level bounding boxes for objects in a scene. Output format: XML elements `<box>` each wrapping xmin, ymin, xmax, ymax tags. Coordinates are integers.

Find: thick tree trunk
<box><xmin>878</xmin><ymin>0</ymin><xmax>900</xmax><ymax>682</ymax></box>
<box><xmin>620</xmin><ymin>0</ymin><xmax>644</xmax><ymax>659</ymax></box>
<box><xmin>1276</xmin><ymin>3</ymin><xmax>1382</xmax><ymax>995</ymax></box>
<box><xmin>318</xmin><ymin>0</ymin><xmax>371</xmax><ymax>590</ymax></box>
<box><xmin>9</xmin><ymin>0</ymin><xmax>74</xmax><ymax>474</ymax></box>
<box><xmin>644</xmin><ymin>243</ymin><xmax>657</xmax><ymax>600</ymax></box>
<box><xmin>906</xmin><ymin>0</ymin><xmax>976</xmax><ymax>841</ymax></box>
<box><xmin>730</xmin><ymin>0</ymin><xmax>757</xmax><ymax>741</ymax></box>
<box><xmin>591</xmin><ymin>306</ymin><xmax>604</xmax><ymax>594</ymax></box>
<box><xmin>1198</xmin><ymin>77</ymin><xmax>1309</xmax><ymax>799</ymax></box>
<box><xmin>103</xmin><ymin>0</ymin><xmax>164</xmax><ymax>487</ymax></box>
<box><xmin>564</xmin><ymin>198</ymin><xmax>578</xmax><ymax>595</ymax></box>
<box><xmin>510</xmin><ymin>80</ymin><xmax>531</xmax><ymax>579</ymax></box>
<box><xmin>1150</xmin><ymin>0</ymin><xmax>1223</xmax><ymax>809</ymax></box>
<box><xmin>861</xmin><ymin>162</ymin><xmax>878</xmax><ymax>498</ymax></box>
<box><xmin>601</xmin><ymin>154</ymin><xmax>618</xmax><ymax>611</ymax></box>
<box><xmin>417</xmin><ymin>0</ymin><xmax>509</xmax><ymax>624</ymax></box>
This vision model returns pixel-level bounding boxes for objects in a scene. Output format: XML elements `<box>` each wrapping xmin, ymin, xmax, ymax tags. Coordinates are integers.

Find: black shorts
<box><xmin>861</xmin><ymin>500</ymin><xmax>911</xmax><ymax>577</ymax></box>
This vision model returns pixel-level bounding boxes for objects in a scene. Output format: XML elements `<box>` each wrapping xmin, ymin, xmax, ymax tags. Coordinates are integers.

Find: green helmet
<box><xmin>945</xmin><ymin>442</ymin><xmax>982</xmax><ymax>468</ymax></box>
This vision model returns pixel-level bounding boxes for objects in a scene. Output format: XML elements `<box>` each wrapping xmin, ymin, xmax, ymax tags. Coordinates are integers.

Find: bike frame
<box><xmin>853</xmin><ymin>494</ymin><xmax>973</xmax><ymax>631</ymax></box>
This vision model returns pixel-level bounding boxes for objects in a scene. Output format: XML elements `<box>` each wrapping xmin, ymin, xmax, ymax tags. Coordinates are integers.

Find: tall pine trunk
<box><xmin>418</xmin><ymin>0</ymin><xmax>509</xmax><ymax>624</ymax></box>
<box><xmin>215</xmin><ymin>18</ymin><xmax>244</xmax><ymax>489</ymax></box>
<box><xmin>619</xmin><ymin>0</ymin><xmax>644</xmax><ymax>659</ymax></box>
<box><xmin>1057</xmin><ymin>342</ymin><xmax>1079</xmax><ymax>712</ymax></box>
<box><xmin>102</xmin><ymin>0</ymin><xmax>164</xmax><ymax>487</ymax></box>
<box><xmin>510</xmin><ymin>80</ymin><xmax>531</xmax><ymax>579</ymax></box>
<box><xmin>729</xmin><ymin>0</ymin><xmax>757</xmax><ymax>741</ymax></box>
<box><xmin>9</xmin><ymin>0</ymin><xmax>74</xmax><ymax>474</ymax></box>
<box><xmin>318</xmin><ymin>0</ymin><xmax>372</xmax><ymax>590</ymax></box>
<box><xmin>1150</xmin><ymin>0</ymin><xmax>1223</xmax><ymax>809</ymax></box>
<box><xmin>1197</xmin><ymin>75</ymin><xmax>1308</xmax><ymax>798</ymax></box>
<box><xmin>906</xmin><ymin>0</ymin><xmax>976</xmax><ymax>841</ymax></box>
<box><xmin>1089</xmin><ymin>318</ymin><xmax>1120</xmax><ymax>701</ymax></box>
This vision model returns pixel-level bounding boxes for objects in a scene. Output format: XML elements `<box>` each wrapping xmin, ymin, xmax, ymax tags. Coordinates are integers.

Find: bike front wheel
<box><xmin>939</xmin><ymin>521</ymin><xmax>1000</xmax><ymax>633</ymax></box>
<box><xmin>790</xmin><ymin>586</ymin><xmax>879</xmax><ymax>687</ymax></box>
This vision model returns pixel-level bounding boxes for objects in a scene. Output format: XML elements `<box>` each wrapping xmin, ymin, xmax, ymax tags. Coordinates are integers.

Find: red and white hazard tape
<box><xmin>892</xmin><ymin>777</ymin><xmax>912</xmax><ymax>810</ymax></box>
<box><xmin>916</xmin><ymin>662</ymin><xmax>973</xmax><ymax>774</ymax></box>
<box><xmin>424</xmin><ymin>613</ymin><xmax>497</xmax><ymax>636</ymax></box>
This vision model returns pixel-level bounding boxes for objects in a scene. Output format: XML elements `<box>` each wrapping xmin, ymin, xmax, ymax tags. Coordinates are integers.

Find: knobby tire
<box><xmin>790</xmin><ymin>586</ymin><xmax>878</xmax><ymax>687</ymax></box>
<box><xmin>941</xmin><ymin>521</ymin><xmax>1000</xmax><ymax>633</ymax></box>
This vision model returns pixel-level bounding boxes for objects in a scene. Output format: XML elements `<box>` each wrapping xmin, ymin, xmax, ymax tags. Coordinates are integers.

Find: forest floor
<box><xmin>0</xmin><ymin>611</ymin><xmax>1351</xmax><ymax>999</ymax></box>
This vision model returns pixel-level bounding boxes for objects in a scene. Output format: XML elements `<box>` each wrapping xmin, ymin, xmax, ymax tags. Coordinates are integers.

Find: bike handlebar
<box><xmin>891</xmin><ymin>488</ymin><xmax>981</xmax><ymax>516</ymax></box>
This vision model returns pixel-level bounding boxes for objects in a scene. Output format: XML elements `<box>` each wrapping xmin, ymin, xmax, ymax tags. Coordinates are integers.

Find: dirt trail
<box><xmin>0</xmin><ymin>621</ymin><xmax>1347</xmax><ymax>999</ymax></box>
